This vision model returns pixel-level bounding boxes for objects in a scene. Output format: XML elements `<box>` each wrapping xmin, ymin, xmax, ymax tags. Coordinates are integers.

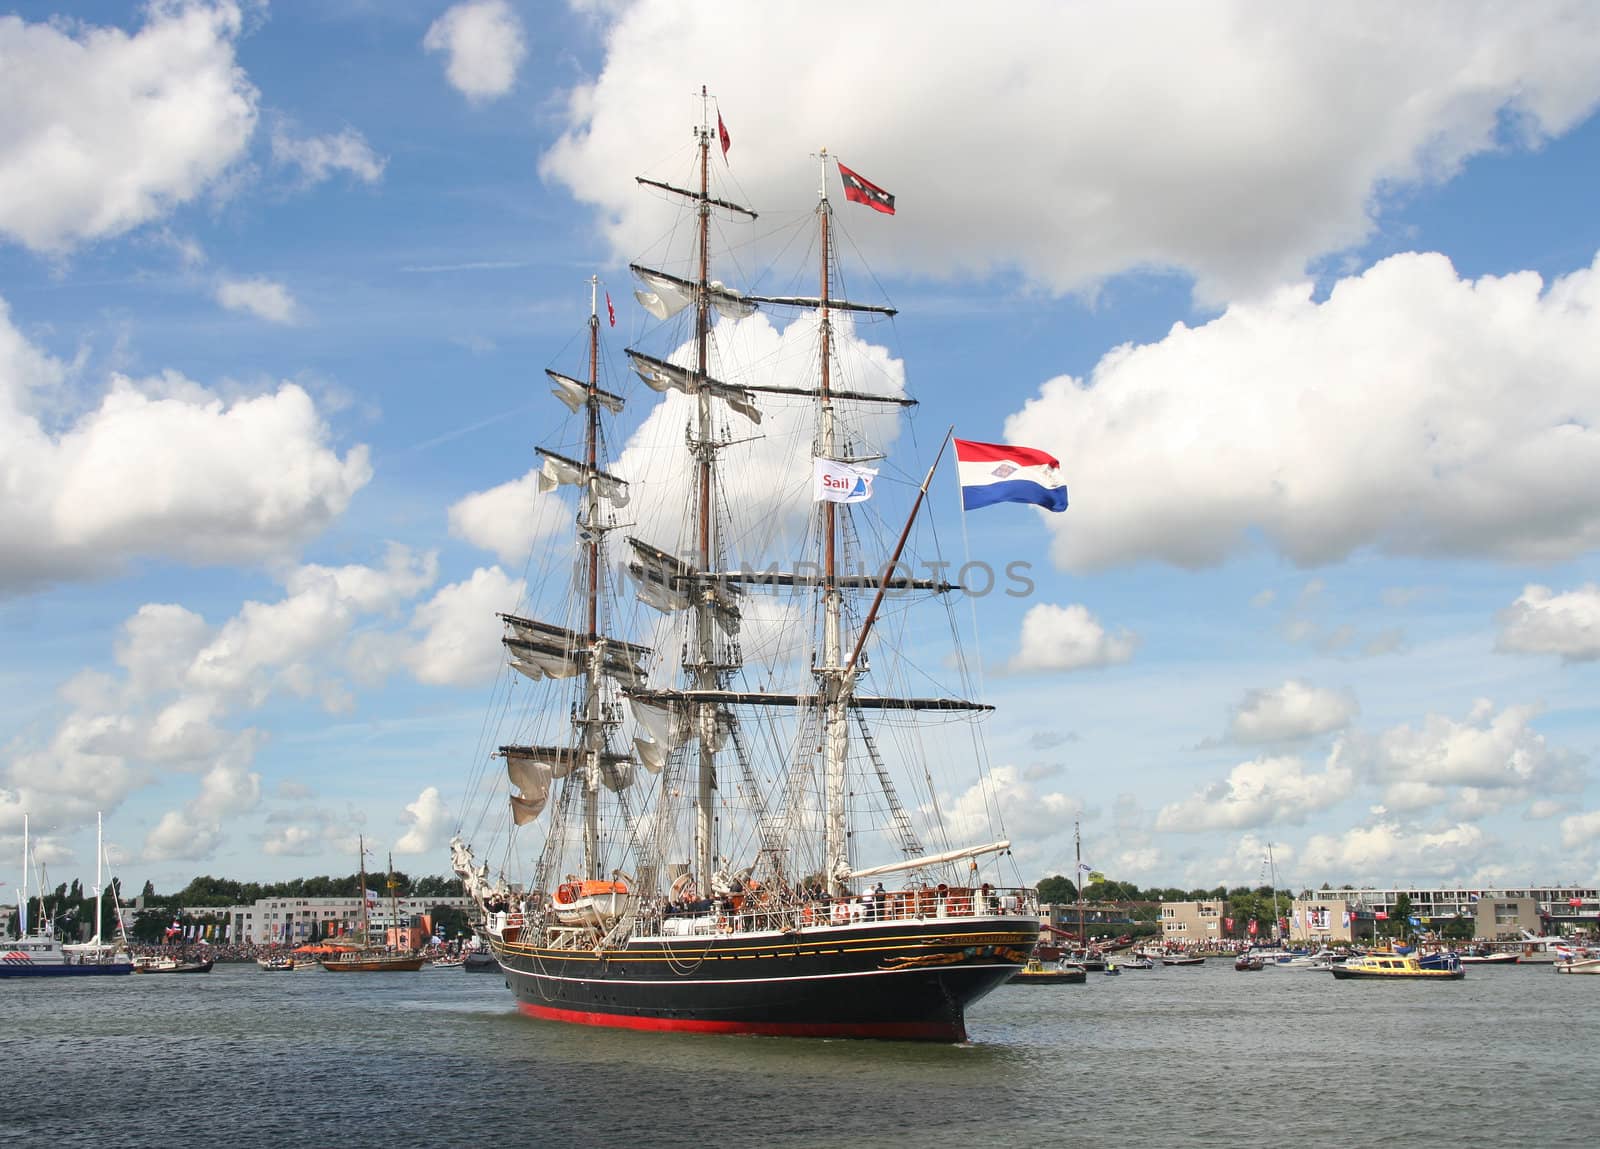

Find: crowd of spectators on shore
<box><xmin>125</xmin><ymin>938</ymin><xmax>472</xmax><ymax>963</ymax></box>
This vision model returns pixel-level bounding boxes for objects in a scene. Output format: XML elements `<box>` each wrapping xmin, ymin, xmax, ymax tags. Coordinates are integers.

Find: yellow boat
<box><xmin>1329</xmin><ymin>949</ymin><xmax>1463</xmax><ymax>980</ymax></box>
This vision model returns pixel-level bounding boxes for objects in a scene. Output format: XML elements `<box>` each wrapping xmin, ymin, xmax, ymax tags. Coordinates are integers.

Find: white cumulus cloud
<box><xmin>423</xmin><ymin>0</ymin><xmax>526</xmax><ymax>104</ymax></box>
<box><xmin>216</xmin><ymin>276</ymin><xmax>299</xmax><ymax>323</ymax></box>
<box><xmin>1497</xmin><ymin>583</ymin><xmax>1600</xmax><ymax>661</ymax></box>
<box><xmin>1225</xmin><ymin>680</ymin><xmax>1358</xmax><ymax>744</ymax></box>
<box><xmin>271</xmin><ymin>125</ymin><xmax>386</xmax><ymax>186</ymax></box>
<box><xmin>1560</xmin><ymin>809</ymin><xmax>1600</xmax><ymax>851</ymax></box>
<box><xmin>0</xmin><ymin>2</ymin><xmax>257</xmax><ymax>252</ymax></box>
<box><xmin>395</xmin><ymin>786</ymin><xmax>450</xmax><ymax>855</ymax></box>
<box><xmin>401</xmin><ymin>566</ymin><xmax>525</xmax><ymax>688</ymax></box>
<box><xmin>1300</xmin><ymin>819</ymin><xmax>1489</xmax><ymax>883</ymax></box>
<box><xmin>1008</xmin><ymin>602</ymin><xmax>1137</xmax><ymax>673</ymax></box>
<box><xmin>1372</xmin><ymin>700</ymin><xmax>1575</xmax><ymax>803</ymax></box>
<box><xmin>1155</xmin><ymin>750</ymin><xmax>1356</xmax><ymax>832</ymax></box>
<box><xmin>1004</xmin><ymin>252</ymin><xmax>1600</xmax><ymax>571</ymax></box>
<box><xmin>542</xmin><ymin>3</ymin><xmax>1600</xmax><ymax>302</ymax></box>
<box><xmin>0</xmin><ymin>300</ymin><xmax>372</xmax><ymax>594</ymax></box>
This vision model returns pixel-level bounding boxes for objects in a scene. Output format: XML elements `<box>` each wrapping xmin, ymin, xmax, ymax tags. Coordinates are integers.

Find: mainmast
<box><xmin>582</xmin><ymin>277</ymin><xmax>603</xmax><ymax>881</ymax></box>
<box><xmin>816</xmin><ymin>148</ymin><xmax>849</xmax><ymax>895</ymax></box>
<box><xmin>690</xmin><ymin>89</ymin><xmax>719</xmax><ymax>897</ymax></box>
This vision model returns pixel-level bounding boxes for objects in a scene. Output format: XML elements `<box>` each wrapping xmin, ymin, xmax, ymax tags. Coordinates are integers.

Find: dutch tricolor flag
<box><xmin>955</xmin><ymin>438</ymin><xmax>1068</xmax><ymax>513</ymax></box>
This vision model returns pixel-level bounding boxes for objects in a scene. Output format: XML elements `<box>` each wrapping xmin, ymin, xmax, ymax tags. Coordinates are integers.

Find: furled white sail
<box><xmin>505</xmin><ymin>752</ymin><xmax>577</xmax><ymax>823</ymax></box>
<box><xmin>626</xmin><ymin>539</ymin><xmax>742</xmax><ymax>633</ymax></box>
<box><xmin>633</xmin><ymin>269</ymin><xmax>693</xmax><ymax>320</ymax></box>
<box><xmin>509</xmin><ymin>651</ymin><xmax>580</xmax><ymax>681</ymax></box>
<box><xmin>599</xmin><ymin>759</ymin><xmax>635</xmax><ymax>793</ymax></box>
<box><xmin>633</xmin><ymin>736</ymin><xmax>668</xmax><ymax>773</ymax></box>
<box><xmin>631</xmin><ymin>698</ymin><xmax>689</xmax><ymax>750</ymax></box>
<box><xmin>633</xmin><ymin>269</ymin><xmax>755</xmax><ymax>321</ymax></box>
<box><xmin>534</xmin><ymin>450</ymin><xmax>630</xmax><ymax>507</ymax></box>
<box><xmin>628</xmin><ymin>352</ymin><xmax>761</xmax><ymax>424</ymax></box>
<box><xmin>548</xmin><ymin>370</ymin><xmax>625</xmax><ymax>415</ymax></box>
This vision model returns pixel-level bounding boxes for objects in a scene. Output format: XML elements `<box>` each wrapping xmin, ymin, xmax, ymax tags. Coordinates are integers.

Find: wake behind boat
<box><xmin>450</xmin><ymin>91</ymin><xmax>1043</xmax><ymax>1041</ymax></box>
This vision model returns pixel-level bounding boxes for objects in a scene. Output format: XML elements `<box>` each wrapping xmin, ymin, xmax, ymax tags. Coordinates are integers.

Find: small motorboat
<box><xmin>1235</xmin><ymin>955</ymin><xmax>1265</xmax><ymax>971</ymax></box>
<box><xmin>1162</xmin><ymin>954</ymin><xmax>1205</xmax><ymax>966</ymax></box>
<box><xmin>256</xmin><ymin>954</ymin><xmax>295</xmax><ymax>971</ymax></box>
<box><xmin>430</xmin><ymin>956</ymin><xmax>467</xmax><ymax>969</ymax></box>
<box><xmin>1008</xmin><ymin>958</ymin><xmax>1088</xmax><ymax>985</ymax></box>
<box><xmin>133</xmin><ymin>955</ymin><xmax>214</xmax><ymax>974</ymax></box>
<box><xmin>1554</xmin><ymin>950</ymin><xmax>1600</xmax><ymax>974</ymax></box>
<box><xmin>462</xmin><ymin>950</ymin><xmax>501</xmax><ymax>973</ymax></box>
<box><xmin>1457</xmin><ymin>948</ymin><xmax>1519</xmax><ymax>964</ymax></box>
<box><xmin>1119</xmin><ymin>956</ymin><xmax>1154</xmax><ymax>970</ymax></box>
<box><xmin>1330</xmin><ymin>950</ymin><xmax>1463</xmax><ymax>980</ymax></box>
<box><xmin>1103</xmin><ymin>962</ymin><xmax>1121</xmax><ymax>975</ymax></box>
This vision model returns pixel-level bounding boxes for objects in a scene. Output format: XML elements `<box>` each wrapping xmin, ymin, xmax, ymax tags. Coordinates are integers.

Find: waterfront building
<box><xmin>219</xmin><ymin>894</ymin><xmax>477</xmax><ymax>944</ymax></box>
<box><xmin>1314</xmin><ymin>885</ymin><xmax>1598</xmax><ymax>940</ymax></box>
<box><xmin>1288</xmin><ymin>899</ymin><xmax>1358</xmax><ymax>945</ymax></box>
<box><xmin>1042</xmin><ymin>900</ymin><xmax>1142</xmax><ymax>935</ymax></box>
<box><xmin>1160</xmin><ymin>900</ymin><xmax>1226</xmax><ymax>945</ymax></box>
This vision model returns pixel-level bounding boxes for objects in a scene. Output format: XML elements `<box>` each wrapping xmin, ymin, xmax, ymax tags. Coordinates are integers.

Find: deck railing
<box><xmin>485</xmin><ymin>886</ymin><xmax>1039</xmax><ymax>943</ymax></box>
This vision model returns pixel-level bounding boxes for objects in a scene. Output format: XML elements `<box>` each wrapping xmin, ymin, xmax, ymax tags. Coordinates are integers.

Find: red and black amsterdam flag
<box><xmin>837</xmin><ymin>162</ymin><xmax>895</xmax><ymax>214</ymax></box>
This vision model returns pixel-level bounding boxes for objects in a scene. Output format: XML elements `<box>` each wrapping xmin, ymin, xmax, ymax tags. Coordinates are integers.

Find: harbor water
<box><xmin>5</xmin><ymin>959</ymin><xmax>1597</xmax><ymax>1147</ymax></box>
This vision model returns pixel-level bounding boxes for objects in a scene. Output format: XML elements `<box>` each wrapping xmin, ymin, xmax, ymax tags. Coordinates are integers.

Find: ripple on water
<box><xmin>5</xmin><ymin>961</ymin><xmax>1597</xmax><ymax>1148</ymax></box>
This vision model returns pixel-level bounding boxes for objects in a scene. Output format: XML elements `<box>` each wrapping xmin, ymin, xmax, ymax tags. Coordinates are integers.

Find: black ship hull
<box><xmin>492</xmin><ymin>916</ymin><xmax>1037</xmax><ymax>1041</ymax></box>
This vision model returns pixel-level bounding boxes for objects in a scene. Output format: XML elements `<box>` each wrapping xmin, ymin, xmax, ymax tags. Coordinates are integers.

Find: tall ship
<box><xmin>319</xmin><ymin>837</ymin><xmax>426</xmax><ymax>972</ymax></box>
<box><xmin>451</xmin><ymin>91</ymin><xmax>1039</xmax><ymax>1040</ymax></box>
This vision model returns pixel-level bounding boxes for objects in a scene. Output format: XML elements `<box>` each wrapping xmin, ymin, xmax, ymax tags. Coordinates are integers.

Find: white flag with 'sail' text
<box><xmin>812</xmin><ymin>458</ymin><xmax>877</xmax><ymax>504</ymax></box>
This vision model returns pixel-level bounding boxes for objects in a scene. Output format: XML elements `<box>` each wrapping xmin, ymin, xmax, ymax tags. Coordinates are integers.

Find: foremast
<box><xmin>499</xmin><ymin>277</ymin><xmax>647</xmax><ymax>892</ymax></box>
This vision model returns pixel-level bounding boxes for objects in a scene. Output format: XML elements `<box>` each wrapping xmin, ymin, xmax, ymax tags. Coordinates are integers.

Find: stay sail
<box><xmin>450</xmin><ymin>89</ymin><xmax>1039</xmax><ymax>1041</ymax></box>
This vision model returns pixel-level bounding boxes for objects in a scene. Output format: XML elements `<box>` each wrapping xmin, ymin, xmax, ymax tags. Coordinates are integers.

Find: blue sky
<box><xmin>3</xmin><ymin>1</ymin><xmax>1600</xmax><ymax>897</ymax></box>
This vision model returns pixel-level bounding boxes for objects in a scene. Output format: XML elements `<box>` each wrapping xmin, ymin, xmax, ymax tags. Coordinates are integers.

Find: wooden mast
<box><xmin>357</xmin><ymin>834</ymin><xmax>370</xmax><ymax>946</ymax></box>
<box><xmin>691</xmin><ymin>86</ymin><xmax>717</xmax><ymax>896</ymax></box>
<box><xmin>387</xmin><ymin>852</ymin><xmax>401</xmax><ymax>951</ymax></box>
<box><xmin>817</xmin><ymin>148</ymin><xmax>850</xmax><ymax>894</ymax></box>
<box><xmin>582</xmin><ymin>276</ymin><xmax>602</xmax><ymax>881</ymax></box>
<box><xmin>1076</xmin><ymin>820</ymin><xmax>1084</xmax><ymax>952</ymax></box>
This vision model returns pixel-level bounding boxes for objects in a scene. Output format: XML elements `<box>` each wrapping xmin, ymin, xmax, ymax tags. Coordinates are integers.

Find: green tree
<box><xmin>1035</xmin><ymin>875</ymin><xmax>1078</xmax><ymax>904</ymax></box>
<box><xmin>131</xmin><ymin>908</ymin><xmax>174</xmax><ymax>944</ymax></box>
<box><xmin>1388</xmin><ymin>893</ymin><xmax>1414</xmax><ymax>940</ymax></box>
<box><xmin>1440</xmin><ymin>918</ymin><xmax>1473</xmax><ymax>941</ymax></box>
<box><xmin>429</xmin><ymin>904</ymin><xmax>473</xmax><ymax>939</ymax></box>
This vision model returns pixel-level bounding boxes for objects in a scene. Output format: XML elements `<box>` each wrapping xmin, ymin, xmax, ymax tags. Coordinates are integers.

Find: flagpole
<box><xmin>948</xmin><ymin>436</ymin><xmax>987</xmax><ymax>702</ymax></box>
